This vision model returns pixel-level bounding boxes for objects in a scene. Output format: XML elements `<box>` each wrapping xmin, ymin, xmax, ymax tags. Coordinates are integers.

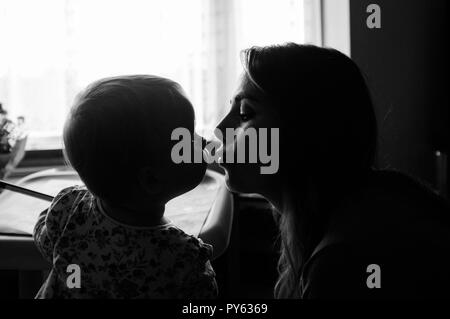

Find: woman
<box><xmin>215</xmin><ymin>43</ymin><xmax>450</xmax><ymax>299</ymax></box>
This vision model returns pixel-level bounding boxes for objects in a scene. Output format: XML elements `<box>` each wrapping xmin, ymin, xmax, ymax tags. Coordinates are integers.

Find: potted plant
<box><xmin>0</xmin><ymin>103</ymin><xmax>27</xmax><ymax>180</ymax></box>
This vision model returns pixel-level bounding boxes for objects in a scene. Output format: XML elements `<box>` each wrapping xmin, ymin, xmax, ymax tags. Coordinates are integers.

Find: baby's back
<box><xmin>33</xmin><ymin>186</ymin><xmax>217</xmax><ymax>299</ymax></box>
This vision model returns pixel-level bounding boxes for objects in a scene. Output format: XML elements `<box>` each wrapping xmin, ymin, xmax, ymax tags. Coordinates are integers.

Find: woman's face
<box><xmin>216</xmin><ymin>73</ymin><xmax>282</xmax><ymax>202</ymax></box>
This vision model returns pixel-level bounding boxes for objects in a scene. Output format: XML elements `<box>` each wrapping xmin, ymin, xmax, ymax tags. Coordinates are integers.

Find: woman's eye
<box><xmin>239</xmin><ymin>112</ymin><xmax>253</xmax><ymax>121</ymax></box>
<box><xmin>239</xmin><ymin>104</ymin><xmax>255</xmax><ymax>121</ymax></box>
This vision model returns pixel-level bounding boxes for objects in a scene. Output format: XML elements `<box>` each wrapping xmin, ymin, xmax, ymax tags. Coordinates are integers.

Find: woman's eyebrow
<box><xmin>234</xmin><ymin>92</ymin><xmax>259</xmax><ymax>103</ymax></box>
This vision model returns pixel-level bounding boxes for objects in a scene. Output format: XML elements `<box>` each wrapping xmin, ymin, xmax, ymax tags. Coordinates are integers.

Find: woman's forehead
<box><xmin>234</xmin><ymin>74</ymin><xmax>265</xmax><ymax>102</ymax></box>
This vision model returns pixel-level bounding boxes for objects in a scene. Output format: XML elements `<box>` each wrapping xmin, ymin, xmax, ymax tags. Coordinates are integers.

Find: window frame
<box><xmin>11</xmin><ymin>0</ymin><xmax>331</xmax><ymax>169</ymax></box>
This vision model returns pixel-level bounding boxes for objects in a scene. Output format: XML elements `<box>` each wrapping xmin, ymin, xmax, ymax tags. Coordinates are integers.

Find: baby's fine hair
<box><xmin>63</xmin><ymin>75</ymin><xmax>193</xmax><ymax>202</ymax></box>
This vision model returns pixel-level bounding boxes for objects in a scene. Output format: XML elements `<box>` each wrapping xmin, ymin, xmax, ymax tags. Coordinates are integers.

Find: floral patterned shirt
<box><xmin>33</xmin><ymin>186</ymin><xmax>218</xmax><ymax>299</ymax></box>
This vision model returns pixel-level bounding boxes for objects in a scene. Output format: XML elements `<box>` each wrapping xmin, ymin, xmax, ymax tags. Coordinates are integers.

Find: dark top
<box><xmin>300</xmin><ymin>170</ymin><xmax>450</xmax><ymax>299</ymax></box>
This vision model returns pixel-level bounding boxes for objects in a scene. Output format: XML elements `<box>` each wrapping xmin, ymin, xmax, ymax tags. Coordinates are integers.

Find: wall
<box><xmin>349</xmin><ymin>0</ymin><xmax>449</xmax><ymax>188</ymax></box>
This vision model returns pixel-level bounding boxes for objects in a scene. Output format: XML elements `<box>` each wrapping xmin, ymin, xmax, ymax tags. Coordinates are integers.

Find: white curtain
<box><xmin>0</xmin><ymin>0</ymin><xmax>316</xmax><ymax>149</ymax></box>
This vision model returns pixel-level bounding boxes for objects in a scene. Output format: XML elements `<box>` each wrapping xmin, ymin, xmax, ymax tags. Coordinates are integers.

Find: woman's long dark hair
<box><xmin>241</xmin><ymin>43</ymin><xmax>378</xmax><ymax>298</ymax></box>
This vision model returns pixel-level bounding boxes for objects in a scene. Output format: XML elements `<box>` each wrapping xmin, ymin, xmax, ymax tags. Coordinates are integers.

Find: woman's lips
<box><xmin>201</xmin><ymin>140</ymin><xmax>225</xmax><ymax>164</ymax></box>
<box><xmin>216</xmin><ymin>145</ymin><xmax>224</xmax><ymax>164</ymax></box>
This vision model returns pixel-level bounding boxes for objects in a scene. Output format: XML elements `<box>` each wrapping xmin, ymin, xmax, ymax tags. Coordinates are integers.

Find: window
<box><xmin>0</xmin><ymin>0</ymin><xmax>321</xmax><ymax>150</ymax></box>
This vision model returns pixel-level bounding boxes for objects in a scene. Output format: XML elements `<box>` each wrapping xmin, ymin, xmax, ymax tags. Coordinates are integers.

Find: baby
<box><xmin>33</xmin><ymin>75</ymin><xmax>217</xmax><ymax>298</ymax></box>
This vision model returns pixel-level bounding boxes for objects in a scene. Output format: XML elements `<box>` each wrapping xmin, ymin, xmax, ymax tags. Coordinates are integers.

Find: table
<box><xmin>0</xmin><ymin>167</ymin><xmax>225</xmax><ymax>270</ymax></box>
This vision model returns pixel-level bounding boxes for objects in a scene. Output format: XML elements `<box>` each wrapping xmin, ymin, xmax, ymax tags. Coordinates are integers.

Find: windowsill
<box><xmin>7</xmin><ymin>149</ymin><xmax>66</xmax><ymax>179</ymax></box>
<box><xmin>10</xmin><ymin>149</ymin><xmax>227</xmax><ymax>180</ymax></box>
<box><xmin>19</xmin><ymin>149</ymin><xmax>65</xmax><ymax>166</ymax></box>
<box><xmin>24</xmin><ymin>133</ymin><xmax>63</xmax><ymax>151</ymax></box>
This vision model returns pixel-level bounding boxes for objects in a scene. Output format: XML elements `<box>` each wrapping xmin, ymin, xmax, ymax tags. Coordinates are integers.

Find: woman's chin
<box><xmin>223</xmin><ymin>170</ymin><xmax>239</xmax><ymax>193</ymax></box>
<box><xmin>223</xmin><ymin>170</ymin><xmax>233</xmax><ymax>190</ymax></box>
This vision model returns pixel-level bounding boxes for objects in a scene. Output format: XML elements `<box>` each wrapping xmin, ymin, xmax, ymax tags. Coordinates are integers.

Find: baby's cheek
<box><xmin>176</xmin><ymin>162</ymin><xmax>205</xmax><ymax>190</ymax></box>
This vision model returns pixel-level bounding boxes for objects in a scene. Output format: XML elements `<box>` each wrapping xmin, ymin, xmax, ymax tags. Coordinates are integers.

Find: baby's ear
<box><xmin>138</xmin><ymin>166</ymin><xmax>162</xmax><ymax>195</ymax></box>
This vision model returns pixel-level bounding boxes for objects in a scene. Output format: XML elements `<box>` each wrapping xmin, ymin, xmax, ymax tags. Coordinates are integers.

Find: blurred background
<box><xmin>0</xmin><ymin>0</ymin><xmax>321</xmax><ymax>148</ymax></box>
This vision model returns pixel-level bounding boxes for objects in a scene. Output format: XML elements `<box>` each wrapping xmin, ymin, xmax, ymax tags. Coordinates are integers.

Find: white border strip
<box><xmin>321</xmin><ymin>0</ymin><xmax>351</xmax><ymax>57</ymax></box>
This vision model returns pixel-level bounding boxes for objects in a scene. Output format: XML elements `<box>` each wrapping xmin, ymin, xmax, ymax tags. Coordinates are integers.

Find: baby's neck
<box><xmin>99</xmin><ymin>198</ymin><xmax>168</xmax><ymax>227</ymax></box>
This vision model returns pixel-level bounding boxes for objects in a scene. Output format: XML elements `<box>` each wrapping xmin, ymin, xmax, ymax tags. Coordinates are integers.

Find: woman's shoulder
<box><xmin>301</xmin><ymin>241</ymin><xmax>374</xmax><ymax>299</ymax></box>
<box><xmin>338</xmin><ymin>169</ymin><xmax>450</xmax><ymax>231</ymax></box>
<box><xmin>302</xmin><ymin>237</ymin><xmax>450</xmax><ymax>299</ymax></box>
<box><xmin>338</xmin><ymin>170</ymin><xmax>448</xmax><ymax>238</ymax></box>
<box><xmin>303</xmin><ymin>170</ymin><xmax>450</xmax><ymax>298</ymax></box>
<box><xmin>367</xmin><ymin>169</ymin><xmax>449</xmax><ymax>208</ymax></box>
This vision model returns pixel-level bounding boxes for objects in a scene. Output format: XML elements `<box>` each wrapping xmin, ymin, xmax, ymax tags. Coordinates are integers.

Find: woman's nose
<box><xmin>215</xmin><ymin>117</ymin><xmax>233</xmax><ymax>142</ymax></box>
<box><xmin>201</xmin><ymin>137</ymin><xmax>207</xmax><ymax>149</ymax></box>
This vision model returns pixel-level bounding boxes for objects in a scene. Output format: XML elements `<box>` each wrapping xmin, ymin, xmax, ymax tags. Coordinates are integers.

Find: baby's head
<box><xmin>63</xmin><ymin>75</ymin><xmax>206</xmax><ymax>207</ymax></box>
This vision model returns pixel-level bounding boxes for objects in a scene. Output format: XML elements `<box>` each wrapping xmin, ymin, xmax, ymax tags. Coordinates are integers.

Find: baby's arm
<box><xmin>34</xmin><ymin>208</ymin><xmax>54</xmax><ymax>262</ymax></box>
<box><xmin>198</xmin><ymin>184</ymin><xmax>234</xmax><ymax>260</ymax></box>
<box><xmin>176</xmin><ymin>242</ymin><xmax>218</xmax><ymax>299</ymax></box>
<box><xmin>33</xmin><ymin>187</ymin><xmax>76</xmax><ymax>262</ymax></box>
<box><xmin>177</xmin><ymin>259</ymin><xmax>218</xmax><ymax>299</ymax></box>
